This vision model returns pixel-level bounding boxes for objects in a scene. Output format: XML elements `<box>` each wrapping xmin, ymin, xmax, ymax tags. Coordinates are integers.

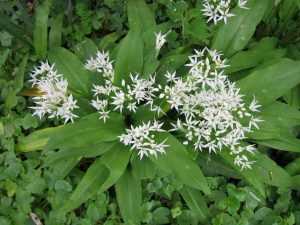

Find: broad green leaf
<box><xmin>284</xmin><ymin>85</ymin><xmax>300</xmax><ymax>108</ymax></box>
<box><xmin>45</xmin><ymin>142</ymin><xmax>114</xmax><ymax>165</ymax></box>
<box><xmin>180</xmin><ymin>186</ymin><xmax>209</xmax><ymax>223</ymax></box>
<box><xmin>63</xmin><ymin>159</ymin><xmax>110</xmax><ymax>212</ymax></box>
<box><xmin>279</xmin><ymin>0</ymin><xmax>298</xmax><ymax>22</ymax></box>
<box><xmin>73</xmin><ymin>38</ymin><xmax>98</xmax><ymax>62</ymax></box>
<box><xmin>100</xmin><ymin>143</ymin><xmax>131</xmax><ymax>191</ymax></box>
<box><xmin>248</xmin><ymin>102</ymin><xmax>300</xmax><ymax>152</ymax></box>
<box><xmin>227</xmin><ymin>37</ymin><xmax>285</xmax><ymax>74</ymax></box>
<box><xmin>132</xmin><ymin>157</ymin><xmax>157</xmax><ymax>179</ymax></box>
<box><xmin>17</xmin><ymin>113</ymin><xmax>124</xmax><ymax>152</ymax></box>
<box><xmin>114</xmin><ymin>31</ymin><xmax>144</xmax><ymax>85</ymax></box>
<box><xmin>14</xmin><ymin>55</ymin><xmax>28</xmax><ymax>93</ymax></box>
<box><xmin>212</xmin><ymin>0</ymin><xmax>271</xmax><ymax>56</ymax></box>
<box><xmin>51</xmin><ymin>157</ymin><xmax>81</xmax><ymax>179</ymax></box>
<box><xmin>285</xmin><ymin>158</ymin><xmax>300</xmax><ymax>175</ymax></box>
<box><xmin>98</xmin><ymin>32</ymin><xmax>119</xmax><ymax>50</ymax></box>
<box><xmin>63</xmin><ymin>143</ymin><xmax>131</xmax><ymax>211</ymax></box>
<box><xmin>49</xmin><ymin>13</ymin><xmax>63</xmax><ymax>48</ymax></box>
<box><xmin>46</xmin><ymin>113</ymin><xmax>124</xmax><ymax>150</ymax></box>
<box><xmin>116</xmin><ymin>169</ymin><xmax>142</xmax><ymax>225</ymax></box>
<box><xmin>220</xmin><ymin>151</ymin><xmax>292</xmax><ymax>197</ymax></box>
<box><xmin>127</xmin><ymin>0</ymin><xmax>156</xmax><ymax>33</ymax></box>
<box><xmin>17</xmin><ymin>127</ymin><xmax>62</xmax><ymax>152</ymax></box>
<box><xmin>33</xmin><ymin>0</ymin><xmax>50</xmax><ymax>58</ymax></box>
<box><xmin>237</xmin><ymin>59</ymin><xmax>300</xmax><ymax>106</ymax></box>
<box><xmin>48</xmin><ymin>47</ymin><xmax>93</xmax><ymax>96</ymax></box>
<box><xmin>127</xmin><ymin>0</ymin><xmax>158</xmax><ymax>76</ymax></box>
<box><xmin>151</xmin><ymin>133</ymin><xmax>210</xmax><ymax>195</ymax></box>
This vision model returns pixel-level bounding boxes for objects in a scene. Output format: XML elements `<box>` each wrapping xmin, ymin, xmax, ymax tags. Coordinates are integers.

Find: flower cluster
<box><xmin>86</xmin><ymin>51</ymin><xmax>162</xmax><ymax>122</ymax></box>
<box><xmin>85</xmin><ymin>51</ymin><xmax>114</xmax><ymax>81</ymax></box>
<box><xmin>119</xmin><ymin>121</ymin><xmax>168</xmax><ymax>159</ymax></box>
<box><xmin>202</xmin><ymin>0</ymin><xmax>248</xmax><ymax>24</ymax></box>
<box><xmin>86</xmin><ymin>47</ymin><xmax>261</xmax><ymax>169</ymax></box>
<box><xmin>163</xmin><ymin>48</ymin><xmax>261</xmax><ymax>169</ymax></box>
<box><xmin>29</xmin><ymin>62</ymin><xmax>78</xmax><ymax>123</ymax></box>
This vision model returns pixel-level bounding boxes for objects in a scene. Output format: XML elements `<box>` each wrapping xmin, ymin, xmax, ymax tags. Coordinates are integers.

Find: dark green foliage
<box><xmin>1</xmin><ymin>0</ymin><xmax>300</xmax><ymax>225</ymax></box>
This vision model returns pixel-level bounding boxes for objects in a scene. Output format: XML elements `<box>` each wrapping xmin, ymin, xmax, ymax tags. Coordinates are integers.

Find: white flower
<box><xmin>85</xmin><ymin>51</ymin><xmax>114</xmax><ymax>81</ymax></box>
<box><xmin>29</xmin><ymin>62</ymin><xmax>78</xmax><ymax>123</ymax></box>
<box><xmin>119</xmin><ymin>121</ymin><xmax>169</xmax><ymax>159</ymax></box>
<box><xmin>86</xmin><ymin>48</ymin><xmax>261</xmax><ymax>168</ymax></box>
<box><xmin>155</xmin><ymin>31</ymin><xmax>169</xmax><ymax>52</ymax></box>
<box><xmin>164</xmin><ymin>48</ymin><xmax>261</xmax><ymax>169</ymax></box>
<box><xmin>202</xmin><ymin>0</ymin><xmax>249</xmax><ymax>24</ymax></box>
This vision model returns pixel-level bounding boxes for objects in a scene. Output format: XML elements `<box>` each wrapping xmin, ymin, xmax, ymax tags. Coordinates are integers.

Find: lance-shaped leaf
<box><xmin>48</xmin><ymin>47</ymin><xmax>93</xmax><ymax>96</ymax></box>
<box><xmin>63</xmin><ymin>143</ymin><xmax>131</xmax><ymax>212</ymax></box>
<box><xmin>34</xmin><ymin>0</ymin><xmax>50</xmax><ymax>58</ymax></box>
<box><xmin>45</xmin><ymin>142</ymin><xmax>115</xmax><ymax>165</ymax></box>
<box><xmin>219</xmin><ymin>150</ymin><xmax>292</xmax><ymax>198</ymax></box>
<box><xmin>116</xmin><ymin>168</ymin><xmax>142</xmax><ymax>225</ymax></box>
<box><xmin>212</xmin><ymin>0</ymin><xmax>271</xmax><ymax>56</ymax></box>
<box><xmin>180</xmin><ymin>186</ymin><xmax>209</xmax><ymax>223</ymax></box>
<box><xmin>226</xmin><ymin>37</ymin><xmax>285</xmax><ymax>74</ymax></box>
<box><xmin>46</xmin><ymin>113</ymin><xmax>124</xmax><ymax>150</ymax></box>
<box><xmin>248</xmin><ymin>102</ymin><xmax>300</xmax><ymax>152</ymax></box>
<box><xmin>237</xmin><ymin>58</ymin><xmax>300</xmax><ymax>106</ymax></box>
<box><xmin>17</xmin><ymin>113</ymin><xmax>124</xmax><ymax>152</ymax></box>
<box><xmin>127</xmin><ymin>0</ymin><xmax>156</xmax><ymax>33</ymax></box>
<box><xmin>151</xmin><ymin>133</ymin><xmax>210</xmax><ymax>195</ymax></box>
<box><xmin>114</xmin><ymin>31</ymin><xmax>144</xmax><ymax>85</ymax></box>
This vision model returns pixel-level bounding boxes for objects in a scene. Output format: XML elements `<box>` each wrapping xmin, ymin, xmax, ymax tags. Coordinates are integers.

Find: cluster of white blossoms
<box><xmin>162</xmin><ymin>48</ymin><xmax>261</xmax><ymax>169</ymax></box>
<box><xmin>86</xmin><ymin>51</ymin><xmax>162</xmax><ymax>122</ymax></box>
<box><xmin>29</xmin><ymin>62</ymin><xmax>78</xmax><ymax>123</ymax></box>
<box><xmin>119</xmin><ymin>121</ymin><xmax>168</xmax><ymax>159</ymax></box>
<box><xmin>85</xmin><ymin>47</ymin><xmax>261</xmax><ymax>169</ymax></box>
<box><xmin>85</xmin><ymin>51</ymin><xmax>114</xmax><ymax>81</ymax></box>
<box><xmin>202</xmin><ymin>0</ymin><xmax>248</xmax><ymax>24</ymax></box>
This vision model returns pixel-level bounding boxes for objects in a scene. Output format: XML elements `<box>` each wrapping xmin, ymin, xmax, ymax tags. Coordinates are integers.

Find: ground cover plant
<box><xmin>1</xmin><ymin>0</ymin><xmax>300</xmax><ymax>224</ymax></box>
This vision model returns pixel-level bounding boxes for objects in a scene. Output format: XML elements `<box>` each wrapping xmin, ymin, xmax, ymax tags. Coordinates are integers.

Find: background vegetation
<box><xmin>1</xmin><ymin>0</ymin><xmax>300</xmax><ymax>224</ymax></box>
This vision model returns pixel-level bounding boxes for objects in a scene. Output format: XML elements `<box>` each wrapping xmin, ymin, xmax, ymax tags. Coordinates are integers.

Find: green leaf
<box><xmin>73</xmin><ymin>38</ymin><xmax>98</xmax><ymax>62</ymax></box>
<box><xmin>49</xmin><ymin>13</ymin><xmax>63</xmax><ymax>48</ymax></box>
<box><xmin>63</xmin><ymin>143</ymin><xmax>131</xmax><ymax>211</ymax></box>
<box><xmin>48</xmin><ymin>47</ymin><xmax>94</xmax><ymax>96</ymax></box>
<box><xmin>116</xmin><ymin>169</ymin><xmax>142</xmax><ymax>225</ymax></box>
<box><xmin>248</xmin><ymin>102</ymin><xmax>300</xmax><ymax>152</ymax></box>
<box><xmin>180</xmin><ymin>186</ymin><xmax>209</xmax><ymax>223</ymax></box>
<box><xmin>127</xmin><ymin>0</ymin><xmax>156</xmax><ymax>32</ymax></box>
<box><xmin>212</xmin><ymin>0</ymin><xmax>271</xmax><ymax>56</ymax></box>
<box><xmin>226</xmin><ymin>37</ymin><xmax>285</xmax><ymax>74</ymax></box>
<box><xmin>114</xmin><ymin>31</ymin><xmax>144</xmax><ymax>85</ymax></box>
<box><xmin>151</xmin><ymin>133</ymin><xmax>210</xmax><ymax>195</ymax></box>
<box><xmin>46</xmin><ymin>142</ymin><xmax>114</xmax><ymax>165</ymax></box>
<box><xmin>285</xmin><ymin>158</ymin><xmax>300</xmax><ymax>176</ymax></box>
<box><xmin>17</xmin><ymin>127</ymin><xmax>61</xmax><ymax>152</ymax></box>
<box><xmin>237</xmin><ymin>59</ymin><xmax>300</xmax><ymax>106</ymax></box>
<box><xmin>33</xmin><ymin>0</ymin><xmax>50</xmax><ymax>58</ymax></box>
<box><xmin>63</xmin><ymin>159</ymin><xmax>110</xmax><ymax>212</ymax></box>
<box><xmin>132</xmin><ymin>157</ymin><xmax>157</xmax><ymax>179</ymax></box>
<box><xmin>17</xmin><ymin>113</ymin><xmax>124</xmax><ymax>152</ymax></box>
<box><xmin>46</xmin><ymin>113</ymin><xmax>124</xmax><ymax>150</ymax></box>
<box><xmin>219</xmin><ymin>150</ymin><xmax>292</xmax><ymax>197</ymax></box>
<box><xmin>14</xmin><ymin>54</ymin><xmax>28</xmax><ymax>93</ymax></box>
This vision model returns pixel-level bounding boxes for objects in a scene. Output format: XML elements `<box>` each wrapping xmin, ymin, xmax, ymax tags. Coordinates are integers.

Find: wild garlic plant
<box><xmin>84</xmin><ymin>47</ymin><xmax>261</xmax><ymax>169</ymax></box>
<box><xmin>202</xmin><ymin>0</ymin><xmax>249</xmax><ymax>24</ymax></box>
<box><xmin>29</xmin><ymin>31</ymin><xmax>260</xmax><ymax>169</ymax></box>
<box><xmin>29</xmin><ymin>62</ymin><xmax>78</xmax><ymax>124</ymax></box>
